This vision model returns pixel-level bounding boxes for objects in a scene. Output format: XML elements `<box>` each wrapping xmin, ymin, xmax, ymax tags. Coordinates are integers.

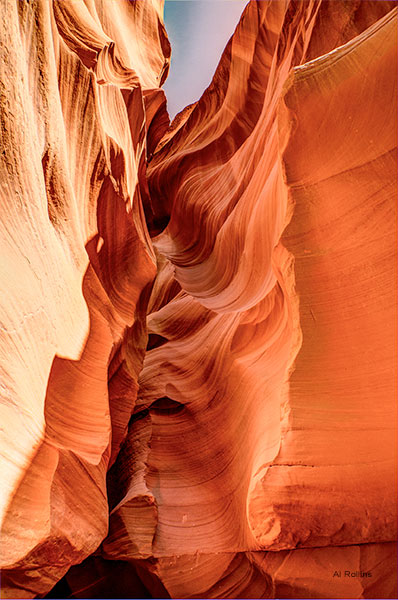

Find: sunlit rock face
<box><xmin>0</xmin><ymin>0</ymin><xmax>169</xmax><ymax>596</ymax></box>
<box><xmin>0</xmin><ymin>1</ymin><xmax>396</xmax><ymax>599</ymax></box>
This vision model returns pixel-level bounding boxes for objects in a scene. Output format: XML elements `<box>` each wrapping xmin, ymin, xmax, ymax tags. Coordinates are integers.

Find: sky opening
<box><xmin>163</xmin><ymin>0</ymin><xmax>248</xmax><ymax>120</ymax></box>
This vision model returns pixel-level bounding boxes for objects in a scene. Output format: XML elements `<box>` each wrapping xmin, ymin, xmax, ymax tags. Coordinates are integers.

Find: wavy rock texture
<box><xmin>0</xmin><ymin>0</ymin><xmax>397</xmax><ymax>599</ymax></box>
<box><xmin>0</xmin><ymin>0</ymin><xmax>169</xmax><ymax>596</ymax></box>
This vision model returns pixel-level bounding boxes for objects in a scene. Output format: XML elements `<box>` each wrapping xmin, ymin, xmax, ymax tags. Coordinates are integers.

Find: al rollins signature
<box><xmin>333</xmin><ymin>571</ymin><xmax>372</xmax><ymax>578</ymax></box>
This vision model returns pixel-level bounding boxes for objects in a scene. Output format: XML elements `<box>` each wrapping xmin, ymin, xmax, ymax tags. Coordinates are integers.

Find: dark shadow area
<box><xmin>44</xmin><ymin>557</ymin><xmax>152</xmax><ymax>599</ymax></box>
<box><xmin>45</xmin><ymin>577</ymin><xmax>72</xmax><ymax>598</ymax></box>
<box><xmin>146</xmin><ymin>333</ymin><xmax>168</xmax><ymax>351</ymax></box>
<box><xmin>149</xmin><ymin>397</ymin><xmax>184</xmax><ymax>416</ymax></box>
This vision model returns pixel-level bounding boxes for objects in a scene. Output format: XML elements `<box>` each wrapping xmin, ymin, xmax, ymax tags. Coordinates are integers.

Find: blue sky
<box><xmin>163</xmin><ymin>0</ymin><xmax>247</xmax><ymax>119</ymax></box>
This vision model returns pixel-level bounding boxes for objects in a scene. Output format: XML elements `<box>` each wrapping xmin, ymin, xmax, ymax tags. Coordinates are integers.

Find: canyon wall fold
<box><xmin>0</xmin><ymin>0</ymin><xmax>169</xmax><ymax>596</ymax></box>
<box><xmin>0</xmin><ymin>1</ymin><xmax>397</xmax><ymax>599</ymax></box>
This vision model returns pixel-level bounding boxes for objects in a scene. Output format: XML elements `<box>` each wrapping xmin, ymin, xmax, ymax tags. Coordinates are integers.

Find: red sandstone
<box><xmin>0</xmin><ymin>1</ymin><xmax>396</xmax><ymax>598</ymax></box>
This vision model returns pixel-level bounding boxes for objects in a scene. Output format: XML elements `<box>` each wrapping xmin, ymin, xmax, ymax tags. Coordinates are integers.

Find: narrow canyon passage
<box><xmin>0</xmin><ymin>1</ymin><xmax>396</xmax><ymax>599</ymax></box>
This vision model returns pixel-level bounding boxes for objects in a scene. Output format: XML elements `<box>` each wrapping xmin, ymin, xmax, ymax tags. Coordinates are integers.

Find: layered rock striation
<box><xmin>0</xmin><ymin>1</ymin><xmax>397</xmax><ymax>598</ymax></box>
<box><xmin>0</xmin><ymin>0</ymin><xmax>168</xmax><ymax>595</ymax></box>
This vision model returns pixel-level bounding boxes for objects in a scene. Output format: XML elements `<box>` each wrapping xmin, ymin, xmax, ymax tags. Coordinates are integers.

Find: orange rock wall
<box><xmin>0</xmin><ymin>0</ymin><xmax>168</xmax><ymax>595</ymax></box>
<box><xmin>0</xmin><ymin>1</ymin><xmax>396</xmax><ymax>598</ymax></box>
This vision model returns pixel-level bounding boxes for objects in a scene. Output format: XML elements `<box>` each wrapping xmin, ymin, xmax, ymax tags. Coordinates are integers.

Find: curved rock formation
<box><xmin>0</xmin><ymin>0</ymin><xmax>169</xmax><ymax>596</ymax></box>
<box><xmin>0</xmin><ymin>0</ymin><xmax>396</xmax><ymax>598</ymax></box>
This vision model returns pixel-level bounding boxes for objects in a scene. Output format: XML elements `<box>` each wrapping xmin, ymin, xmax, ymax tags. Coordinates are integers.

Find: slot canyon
<box><xmin>0</xmin><ymin>0</ymin><xmax>397</xmax><ymax>598</ymax></box>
